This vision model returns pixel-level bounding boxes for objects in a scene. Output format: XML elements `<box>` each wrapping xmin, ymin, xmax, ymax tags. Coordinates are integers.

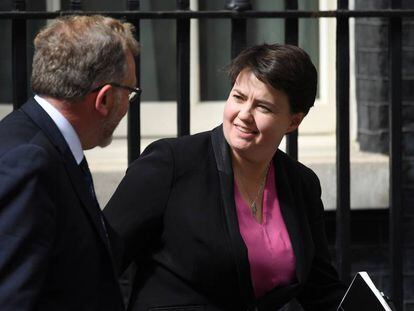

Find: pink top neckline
<box><xmin>234</xmin><ymin>161</ymin><xmax>297</xmax><ymax>298</ymax></box>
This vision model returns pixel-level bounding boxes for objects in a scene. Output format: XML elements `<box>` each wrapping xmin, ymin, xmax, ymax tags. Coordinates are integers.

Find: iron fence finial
<box><xmin>225</xmin><ymin>0</ymin><xmax>252</xmax><ymax>11</ymax></box>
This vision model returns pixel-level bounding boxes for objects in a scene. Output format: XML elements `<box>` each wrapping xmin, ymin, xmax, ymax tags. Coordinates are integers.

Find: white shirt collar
<box><xmin>34</xmin><ymin>95</ymin><xmax>84</xmax><ymax>165</ymax></box>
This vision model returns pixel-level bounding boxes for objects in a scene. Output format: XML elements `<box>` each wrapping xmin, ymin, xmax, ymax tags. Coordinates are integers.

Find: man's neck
<box><xmin>39</xmin><ymin>95</ymin><xmax>98</xmax><ymax>150</ymax></box>
<box><xmin>35</xmin><ymin>95</ymin><xmax>84</xmax><ymax>164</ymax></box>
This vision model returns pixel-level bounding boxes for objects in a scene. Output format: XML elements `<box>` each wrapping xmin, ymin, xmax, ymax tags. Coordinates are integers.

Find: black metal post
<box><xmin>11</xmin><ymin>0</ymin><xmax>27</xmax><ymax>110</ymax></box>
<box><xmin>70</xmin><ymin>0</ymin><xmax>81</xmax><ymax>10</ymax></box>
<box><xmin>225</xmin><ymin>0</ymin><xmax>251</xmax><ymax>59</ymax></box>
<box><xmin>127</xmin><ymin>0</ymin><xmax>141</xmax><ymax>163</ymax></box>
<box><xmin>389</xmin><ymin>0</ymin><xmax>403</xmax><ymax>309</ymax></box>
<box><xmin>284</xmin><ymin>1</ymin><xmax>298</xmax><ymax>45</ymax></box>
<box><xmin>127</xmin><ymin>0</ymin><xmax>139</xmax><ymax>10</ymax></box>
<box><xmin>176</xmin><ymin>0</ymin><xmax>190</xmax><ymax>137</ymax></box>
<box><xmin>284</xmin><ymin>0</ymin><xmax>298</xmax><ymax>160</ymax></box>
<box><xmin>335</xmin><ymin>0</ymin><xmax>351</xmax><ymax>283</ymax></box>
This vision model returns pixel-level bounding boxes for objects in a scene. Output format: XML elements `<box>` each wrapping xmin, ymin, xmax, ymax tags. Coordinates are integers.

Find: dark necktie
<box><xmin>79</xmin><ymin>157</ymin><xmax>109</xmax><ymax>239</ymax></box>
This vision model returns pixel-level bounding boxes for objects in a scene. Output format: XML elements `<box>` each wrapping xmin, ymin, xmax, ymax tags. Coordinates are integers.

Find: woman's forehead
<box><xmin>234</xmin><ymin>70</ymin><xmax>273</xmax><ymax>94</ymax></box>
<box><xmin>233</xmin><ymin>69</ymin><xmax>289</xmax><ymax>106</ymax></box>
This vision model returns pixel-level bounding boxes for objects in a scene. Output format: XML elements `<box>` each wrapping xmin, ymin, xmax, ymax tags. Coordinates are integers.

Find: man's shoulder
<box><xmin>0</xmin><ymin>109</ymin><xmax>33</xmax><ymax>146</ymax></box>
<box><xmin>0</xmin><ymin>108</ymin><xmax>55</xmax><ymax>160</ymax></box>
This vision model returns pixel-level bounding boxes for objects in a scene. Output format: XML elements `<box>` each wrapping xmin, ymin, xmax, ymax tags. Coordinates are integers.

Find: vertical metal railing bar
<box><xmin>335</xmin><ymin>0</ymin><xmax>351</xmax><ymax>283</ymax></box>
<box><xmin>225</xmin><ymin>0</ymin><xmax>251</xmax><ymax>59</ymax></box>
<box><xmin>11</xmin><ymin>0</ymin><xmax>27</xmax><ymax>110</ymax></box>
<box><xmin>389</xmin><ymin>0</ymin><xmax>403</xmax><ymax>309</ymax></box>
<box><xmin>230</xmin><ymin>18</ymin><xmax>247</xmax><ymax>59</ymax></box>
<box><xmin>127</xmin><ymin>0</ymin><xmax>141</xmax><ymax>163</ymax></box>
<box><xmin>284</xmin><ymin>0</ymin><xmax>299</xmax><ymax>160</ymax></box>
<box><xmin>70</xmin><ymin>0</ymin><xmax>82</xmax><ymax>10</ymax></box>
<box><xmin>176</xmin><ymin>0</ymin><xmax>190</xmax><ymax>137</ymax></box>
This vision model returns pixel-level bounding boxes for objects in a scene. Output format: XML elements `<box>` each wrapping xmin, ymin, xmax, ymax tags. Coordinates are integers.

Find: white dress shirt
<box><xmin>34</xmin><ymin>95</ymin><xmax>84</xmax><ymax>165</ymax></box>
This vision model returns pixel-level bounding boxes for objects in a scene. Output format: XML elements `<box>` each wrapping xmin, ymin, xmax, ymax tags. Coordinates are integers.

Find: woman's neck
<box><xmin>231</xmin><ymin>150</ymin><xmax>273</xmax><ymax>223</ymax></box>
<box><xmin>231</xmin><ymin>150</ymin><xmax>273</xmax><ymax>181</ymax></box>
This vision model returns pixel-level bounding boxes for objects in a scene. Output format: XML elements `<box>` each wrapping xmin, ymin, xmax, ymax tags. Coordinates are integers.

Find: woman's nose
<box><xmin>238</xmin><ymin>102</ymin><xmax>254</xmax><ymax>121</ymax></box>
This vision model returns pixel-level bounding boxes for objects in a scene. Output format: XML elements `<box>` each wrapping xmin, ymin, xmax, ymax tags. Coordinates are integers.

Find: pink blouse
<box><xmin>234</xmin><ymin>161</ymin><xmax>296</xmax><ymax>298</ymax></box>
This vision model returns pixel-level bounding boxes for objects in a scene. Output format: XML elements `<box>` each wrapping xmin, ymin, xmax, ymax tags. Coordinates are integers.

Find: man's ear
<box><xmin>287</xmin><ymin>112</ymin><xmax>305</xmax><ymax>133</ymax></box>
<box><xmin>94</xmin><ymin>84</ymin><xmax>113</xmax><ymax>117</ymax></box>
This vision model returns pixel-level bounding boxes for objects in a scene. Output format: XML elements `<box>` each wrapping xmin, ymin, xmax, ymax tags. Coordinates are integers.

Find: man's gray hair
<box><xmin>31</xmin><ymin>15</ymin><xmax>139</xmax><ymax>102</ymax></box>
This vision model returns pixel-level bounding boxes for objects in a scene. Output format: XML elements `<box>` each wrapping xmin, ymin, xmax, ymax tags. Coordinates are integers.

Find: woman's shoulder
<box><xmin>142</xmin><ymin>128</ymin><xmax>216</xmax><ymax>170</ymax></box>
<box><xmin>150</xmin><ymin>129</ymin><xmax>213</xmax><ymax>153</ymax></box>
<box><xmin>275</xmin><ymin>149</ymin><xmax>320</xmax><ymax>187</ymax></box>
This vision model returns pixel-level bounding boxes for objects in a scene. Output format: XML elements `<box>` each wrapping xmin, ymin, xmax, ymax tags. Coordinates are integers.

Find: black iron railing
<box><xmin>4</xmin><ymin>0</ymin><xmax>412</xmax><ymax>309</ymax></box>
<box><xmin>336</xmin><ymin>0</ymin><xmax>351</xmax><ymax>285</ymax></box>
<box><xmin>389</xmin><ymin>0</ymin><xmax>403</xmax><ymax>307</ymax></box>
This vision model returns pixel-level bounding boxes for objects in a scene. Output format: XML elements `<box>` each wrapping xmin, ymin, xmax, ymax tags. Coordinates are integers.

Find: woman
<box><xmin>104</xmin><ymin>44</ymin><xmax>346</xmax><ymax>311</ymax></box>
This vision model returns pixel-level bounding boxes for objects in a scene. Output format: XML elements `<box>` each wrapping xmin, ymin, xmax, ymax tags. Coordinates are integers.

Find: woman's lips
<box><xmin>234</xmin><ymin>124</ymin><xmax>258</xmax><ymax>137</ymax></box>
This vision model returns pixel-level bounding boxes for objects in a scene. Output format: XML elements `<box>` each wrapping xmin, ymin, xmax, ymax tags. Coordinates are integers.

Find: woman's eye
<box><xmin>233</xmin><ymin>94</ymin><xmax>243</xmax><ymax>101</ymax></box>
<box><xmin>258</xmin><ymin>105</ymin><xmax>271</xmax><ymax>113</ymax></box>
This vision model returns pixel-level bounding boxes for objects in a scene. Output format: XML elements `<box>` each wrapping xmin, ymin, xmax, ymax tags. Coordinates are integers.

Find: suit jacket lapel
<box><xmin>20</xmin><ymin>99</ymin><xmax>111</xmax><ymax>251</ymax></box>
<box><xmin>211</xmin><ymin>125</ymin><xmax>255</xmax><ymax>307</ymax></box>
<box><xmin>273</xmin><ymin>151</ymin><xmax>312</xmax><ymax>284</ymax></box>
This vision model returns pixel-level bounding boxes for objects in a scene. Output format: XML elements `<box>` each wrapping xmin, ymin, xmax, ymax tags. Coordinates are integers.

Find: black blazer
<box><xmin>104</xmin><ymin>126</ymin><xmax>345</xmax><ymax>311</ymax></box>
<box><xmin>0</xmin><ymin>98</ymin><xmax>124</xmax><ymax>311</ymax></box>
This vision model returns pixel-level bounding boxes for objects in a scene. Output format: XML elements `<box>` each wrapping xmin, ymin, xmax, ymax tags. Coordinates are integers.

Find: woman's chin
<box><xmin>230</xmin><ymin>143</ymin><xmax>256</xmax><ymax>155</ymax></box>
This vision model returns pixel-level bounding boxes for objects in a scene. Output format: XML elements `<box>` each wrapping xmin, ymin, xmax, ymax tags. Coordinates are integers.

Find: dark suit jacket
<box><xmin>104</xmin><ymin>125</ymin><xmax>346</xmax><ymax>311</ymax></box>
<box><xmin>0</xmin><ymin>98</ymin><xmax>125</xmax><ymax>311</ymax></box>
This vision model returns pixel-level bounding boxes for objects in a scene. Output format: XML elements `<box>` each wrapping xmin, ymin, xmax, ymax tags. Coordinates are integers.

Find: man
<box><xmin>0</xmin><ymin>15</ymin><xmax>139</xmax><ymax>310</ymax></box>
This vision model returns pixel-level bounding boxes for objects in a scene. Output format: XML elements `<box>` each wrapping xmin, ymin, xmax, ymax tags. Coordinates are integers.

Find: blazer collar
<box><xmin>211</xmin><ymin>125</ymin><xmax>255</xmax><ymax>307</ymax></box>
<box><xmin>211</xmin><ymin>125</ymin><xmax>233</xmax><ymax>175</ymax></box>
<box><xmin>21</xmin><ymin>98</ymin><xmax>70</xmax><ymax>156</ymax></box>
<box><xmin>34</xmin><ymin>95</ymin><xmax>83</xmax><ymax>164</ymax></box>
<box><xmin>273</xmin><ymin>151</ymin><xmax>310</xmax><ymax>284</ymax></box>
<box><xmin>20</xmin><ymin>99</ymin><xmax>111</xmax><ymax>253</ymax></box>
<box><xmin>258</xmin><ymin>153</ymin><xmax>314</xmax><ymax>304</ymax></box>
<box><xmin>211</xmin><ymin>125</ymin><xmax>312</xmax><ymax>303</ymax></box>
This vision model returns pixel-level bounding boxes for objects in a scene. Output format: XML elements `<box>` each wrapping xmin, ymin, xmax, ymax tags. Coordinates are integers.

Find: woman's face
<box><xmin>223</xmin><ymin>69</ymin><xmax>304</xmax><ymax>163</ymax></box>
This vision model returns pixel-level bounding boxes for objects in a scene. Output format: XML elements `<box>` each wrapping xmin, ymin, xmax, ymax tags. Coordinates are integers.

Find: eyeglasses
<box><xmin>91</xmin><ymin>82</ymin><xmax>141</xmax><ymax>103</ymax></box>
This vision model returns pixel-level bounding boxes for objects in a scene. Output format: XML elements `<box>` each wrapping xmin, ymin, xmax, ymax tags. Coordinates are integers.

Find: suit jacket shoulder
<box><xmin>159</xmin><ymin>130</ymin><xmax>214</xmax><ymax>174</ymax></box>
<box><xmin>0</xmin><ymin>100</ymin><xmax>124</xmax><ymax>311</ymax></box>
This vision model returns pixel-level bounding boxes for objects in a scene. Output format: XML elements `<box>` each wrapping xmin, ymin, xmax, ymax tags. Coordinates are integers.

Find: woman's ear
<box><xmin>94</xmin><ymin>84</ymin><xmax>113</xmax><ymax>117</ymax></box>
<box><xmin>287</xmin><ymin>112</ymin><xmax>305</xmax><ymax>133</ymax></box>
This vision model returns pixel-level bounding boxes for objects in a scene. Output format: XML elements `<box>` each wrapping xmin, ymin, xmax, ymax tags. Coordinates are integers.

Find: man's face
<box><xmin>99</xmin><ymin>51</ymin><xmax>136</xmax><ymax>148</ymax></box>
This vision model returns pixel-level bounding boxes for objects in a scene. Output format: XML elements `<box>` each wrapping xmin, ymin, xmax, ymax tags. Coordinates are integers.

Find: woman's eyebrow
<box><xmin>232</xmin><ymin>88</ymin><xmax>246</xmax><ymax>97</ymax></box>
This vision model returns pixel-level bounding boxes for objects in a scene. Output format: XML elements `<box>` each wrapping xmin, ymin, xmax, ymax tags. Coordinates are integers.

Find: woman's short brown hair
<box><xmin>228</xmin><ymin>43</ymin><xmax>317</xmax><ymax>115</ymax></box>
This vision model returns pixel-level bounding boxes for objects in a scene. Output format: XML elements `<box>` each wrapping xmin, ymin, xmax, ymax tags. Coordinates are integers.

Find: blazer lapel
<box><xmin>273</xmin><ymin>151</ymin><xmax>313</xmax><ymax>284</ymax></box>
<box><xmin>20</xmin><ymin>99</ymin><xmax>110</xmax><ymax>251</ymax></box>
<box><xmin>211</xmin><ymin>125</ymin><xmax>255</xmax><ymax>307</ymax></box>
